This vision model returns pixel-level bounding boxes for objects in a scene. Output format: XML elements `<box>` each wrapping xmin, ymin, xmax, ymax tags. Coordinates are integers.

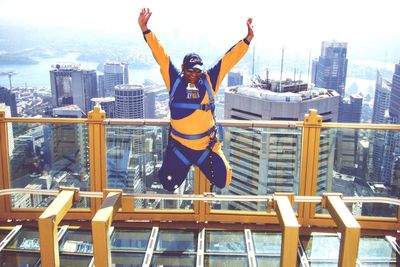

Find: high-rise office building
<box><xmin>50</xmin><ymin>64</ymin><xmax>98</xmax><ymax>114</ymax></box>
<box><xmin>103</xmin><ymin>62</ymin><xmax>129</xmax><ymax>97</ymax></box>
<box><xmin>340</xmin><ymin>94</ymin><xmax>363</xmax><ymax>123</ymax></box>
<box><xmin>371</xmin><ymin>71</ymin><xmax>391</xmax><ymax>181</ymax></box>
<box><xmin>224</xmin><ymin>80</ymin><xmax>340</xmax><ymax>210</ymax></box>
<box><xmin>144</xmin><ymin>91</ymin><xmax>156</xmax><ymax>119</ymax></box>
<box><xmin>381</xmin><ymin>62</ymin><xmax>400</xmax><ymax>184</ymax></box>
<box><xmin>228</xmin><ymin>72</ymin><xmax>243</xmax><ymax>87</ymax></box>
<box><xmin>312</xmin><ymin>41</ymin><xmax>348</xmax><ymax>98</ymax></box>
<box><xmin>114</xmin><ymin>84</ymin><xmax>144</xmax><ymax>119</ymax></box>
<box><xmin>51</xmin><ymin>105</ymin><xmax>89</xmax><ymax>187</ymax></box>
<box><xmin>0</xmin><ymin>86</ymin><xmax>17</xmax><ymax>117</ymax></box>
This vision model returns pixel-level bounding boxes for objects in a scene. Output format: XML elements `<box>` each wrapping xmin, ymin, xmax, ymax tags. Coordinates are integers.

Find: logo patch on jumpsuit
<box><xmin>186</xmin><ymin>83</ymin><xmax>200</xmax><ymax>99</ymax></box>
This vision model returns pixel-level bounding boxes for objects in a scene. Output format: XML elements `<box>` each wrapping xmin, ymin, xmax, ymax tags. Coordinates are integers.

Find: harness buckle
<box><xmin>201</xmin><ymin>103</ymin><xmax>211</xmax><ymax>111</ymax></box>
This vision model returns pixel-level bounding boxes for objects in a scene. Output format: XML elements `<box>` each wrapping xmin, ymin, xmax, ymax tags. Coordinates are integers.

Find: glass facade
<box><xmin>318</xmin><ymin>128</ymin><xmax>400</xmax><ymax>218</ymax></box>
<box><xmin>9</xmin><ymin>122</ymin><xmax>90</xmax><ymax>209</ymax></box>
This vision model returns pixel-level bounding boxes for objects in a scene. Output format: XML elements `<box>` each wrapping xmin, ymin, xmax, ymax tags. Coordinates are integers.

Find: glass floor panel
<box><xmin>59</xmin><ymin>229</ymin><xmax>93</xmax><ymax>254</ymax></box>
<box><xmin>59</xmin><ymin>254</ymin><xmax>93</xmax><ymax>267</ymax></box>
<box><xmin>300</xmin><ymin>234</ymin><xmax>340</xmax><ymax>260</ymax></box>
<box><xmin>111</xmin><ymin>252</ymin><xmax>144</xmax><ymax>267</ymax></box>
<box><xmin>151</xmin><ymin>254</ymin><xmax>196</xmax><ymax>267</ymax></box>
<box><xmin>252</xmin><ymin>232</ymin><xmax>281</xmax><ymax>254</ymax></box>
<box><xmin>111</xmin><ymin>229</ymin><xmax>151</xmax><ymax>251</ymax></box>
<box><xmin>204</xmin><ymin>255</ymin><xmax>249</xmax><ymax>267</ymax></box>
<box><xmin>4</xmin><ymin>228</ymin><xmax>39</xmax><ymax>251</ymax></box>
<box><xmin>358</xmin><ymin>236</ymin><xmax>398</xmax><ymax>261</ymax></box>
<box><xmin>205</xmin><ymin>231</ymin><xmax>246</xmax><ymax>253</ymax></box>
<box><xmin>0</xmin><ymin>251</ymin><xmax>40</xmax><ymax>267</ymax></box>
<box><xmin>156</xmin><ymin>229</ymin><xmax>197</xmax><ymax>252</ymax></box>
<box><xmin>256</xmin><ymin>255</ymin><xmax>280</xmax><ymax>266</ymax></box>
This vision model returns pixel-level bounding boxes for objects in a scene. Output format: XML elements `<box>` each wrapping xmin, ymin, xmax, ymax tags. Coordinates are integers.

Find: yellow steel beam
<box><xmin>92</xmin><ymin>190</ymin><xmax>122</xmax><ymax>267</ymax></box>
<box><xmin>88</xmin><ymin>105</ymin><xmax>106</xmax><ymax>212</ymax></box>
<box><xmin>39</xmin><ymin>188</ymin><xmax>79</xmax><ymax>267</ymax></box>
<box><xmin>322</xmin><ymin>193</ymin><xmax>360</xmax><ymax>267</ymax></box>
<box><xmin>274</xmin><ymin>193</ymin><xmax>299</xmax><ymax>267</ymax></box>
<box><xmin>0</xmin><ymin>108</ymin><xmax>10</xmax><ymax>219</ymax></box>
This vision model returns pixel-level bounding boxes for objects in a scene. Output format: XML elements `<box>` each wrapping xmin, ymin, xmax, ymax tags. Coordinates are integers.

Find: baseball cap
<box><xmin>183</xmin><ymin>53</ymin><xmax>203</xmax><ymax>70</ymax></box>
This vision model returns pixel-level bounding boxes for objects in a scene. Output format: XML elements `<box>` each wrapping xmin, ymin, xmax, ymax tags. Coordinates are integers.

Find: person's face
<box><xmin>182</xmin><ymin>65</ymin><xmax>202</xmax><ymax>84</ymax></box>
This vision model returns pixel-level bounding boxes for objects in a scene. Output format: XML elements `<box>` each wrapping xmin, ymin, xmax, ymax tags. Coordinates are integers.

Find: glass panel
<box><xmin>156</xmin><ymin>230</ymin><xmax>197</xmax><ymax>252</ymax></box>
<box><xmin>300</xmin><ymin>234</ymin><xmax>340</xmax><ymax>260</ymax></box>
<box><xmin>5</xmin><ymin>228</ymin><xmax>39</xmax><ymax>251</ymax></box>
<box><xmin>106</xmin><ymin>125</ymin><xmax>194</xmax><ymax>210</ymax></box>
<box><xmin>213</xmin><ymin>127</ymin><xmax>302</xmax><ymax>212</ymax></box>
<box><xmin>358</xmin><ymin>236</ymin><xmax>398</xmax><ymax>260</ymax></box>
<box><xmin>360</xmin><ymin>263</ymin><xmax>397</xmax><ymax>267</ymax></box>
<box><xmin>256</xmin><ymin>256</ymin><xmax>280</xmax><ymax>267</ymax></box>
<box><xmin>0</xmin><ymin>251</ymin><xmax>40</xmax><ymax>266</ymax></box>
<box><xmin>151</xmin><ymin>254</ymin><xmax>195</xmax><ymax>267</ymax></box>
<box><xmin>9</xmin><ymin>122</ymin><xmax>90</xmax><ymax>208</ymax></box>
<box><xmin>111</xmin><ymin>229</ymin><xmax>150</xmax><ymax>251</ymax></box>
<box><xmin>308</xmin><ymin>262</ymin><xmax>338</xmax><ymax>267</ymax></box>
<box><xmin>252</xmin><ymin>232</ymin><xmax>281</xmax><ymax>254</ymax></box>
<box><xmin>204</xmin><ymin>255</ymin><xmax>248</xmax><ymax>267</ymax></box>
<box><xmin>317</xmin><ymin>128</ymin><xmax>399</xmax><ymax>217</ymax></box>
<box><xmin>0</xmin><ymin>229</ymin><xmax>12</xmax><ymax>242</ymax></box>
<box><xmin>111</xmin><ymin>252</ymin><xmax>144</xmax><ymax>267</ymax></box>
<box><xmin>205</xmin><ymin>231</ymin><xmax>246</xmax><ymax>253</ymax></box>
<box><xmin>59</xmin><ymin>230</ymin><xmax>93</xmax><ymax>254</ymax></box>
<box><xmin>59</xmin><ymin>254</ymin><xmax>93</xmax><ymax>267</ymax></box>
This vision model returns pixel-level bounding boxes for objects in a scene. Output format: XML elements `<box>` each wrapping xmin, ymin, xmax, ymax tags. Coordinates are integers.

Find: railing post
<box><xmin>88</xmin><ymin>105</ymin><xmax>106</xmax><ymax>211</ymax></box>
<box><xmin>299</xmin><ymin>109</ymin><xmax>322</xmax><ymax>224</ymax></box>
<box><xmin>0</xmin><ymin>107</ymin><xmax>11</xmax><ymax>219</ymax></box>
<box><xmin>92</xmin><ymin>189</ymin><xmax>122</xmax><ymax>267</ymax></box>
<box><xmin>39</xmin><ymin>187</ymin><xmax>80</xmax><ymax>267</ymax></box>
<box><xmin>322</xmin><ymin>193</ymin><xmax>360</xmax><ymax>267</ymax></box>
<box><xmin>273</xmin><ymin>193</ymin><xmax>300</xmax><ymax>267</ymax></box>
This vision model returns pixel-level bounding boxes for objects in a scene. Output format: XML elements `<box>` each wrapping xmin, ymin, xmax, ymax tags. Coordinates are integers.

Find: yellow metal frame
<box><xmin>0</xmin><ymin>108</ymin><xmax>10</xmax><ymax>220</ymax></box>
<box><xmin>92</xmin><ymin>189</ymin><xmax>122</xmax><ymax>267</ymax></box>
<box><xmin>322</xmin><ymin>193</ymin><xmax>360</xmax><ymax>267</ymax></box>
<box><xmin>273</xmin><ymin>193</ymin><xmax>299</xmax><ymax>267</ymax></box>
<box><xmin>38</xmin><ymin>187</ymin><xmax>80</xmax><ymax>267</ymax></box>
<box><xmin>88</xmin><ymin>105</ymin><xmax>107</xmax><ymax>214</ymax></box>
<box><xmin>0</xmin><ymin>107</ymin><xmax>399</xmax><ymax>232</ymax></box>
<box><xmin>299</xmin><ymin>109</ymin><xmax>322</xmax><ymax>225</ymax></box>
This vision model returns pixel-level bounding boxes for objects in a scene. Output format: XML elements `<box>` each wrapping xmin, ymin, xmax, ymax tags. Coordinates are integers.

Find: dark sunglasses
<box><xmin>186</xmin><ymin>68</ymin><xmax>202</xmax><ymax>73</ymax></box>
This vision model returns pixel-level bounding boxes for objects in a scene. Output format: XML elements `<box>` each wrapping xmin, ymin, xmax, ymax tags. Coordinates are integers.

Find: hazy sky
<box><xmin>0</xmin><ymin>0</ymin><xmax>399</xmax><ymax>65</ymax></box>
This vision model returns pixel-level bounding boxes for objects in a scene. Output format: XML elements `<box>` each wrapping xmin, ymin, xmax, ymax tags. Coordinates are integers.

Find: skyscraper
<box><xmin>224</xmin><ymin>80</ymin><xmax>339</xmax><ymax>210</ymax></box>
<box><xmin>381</xmin><ymin>62</ymin><xmax>400</xmax><ymax>184</ymax></box>
<box><xmin>228</xmin><ymin>72</ymin><xmax>243</xmax><ymax>87</ymax></box>
<box><xmin>103</xmin><ymin>62</ymin><xmax>129</xmax><ymax>97</ymax></box>
<box><xmin>0</xmin><ymin>86</ymin><xmax>17</xmax><ymax>117</ymax></box>
<box><xmin>312</xmin><ymin>41</ymin><xmax>348</xmax><ymax>98</ymax></box>
<box><xmin>371</xmin><ymin>71</ymin><xmax>391</xmax><ymax>181</ymax></box>
<box><xmin>114</xmin><ymin>84</ymin><xmax>144</xmax><ymax>119</ymax></box>
<box><xmin>50</xmin><ymin>64</ymin><xmax>98</xmax><ymax>114</ymax></box>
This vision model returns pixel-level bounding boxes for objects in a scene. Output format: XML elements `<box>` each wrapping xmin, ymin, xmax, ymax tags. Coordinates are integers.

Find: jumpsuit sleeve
<box><xmin>143</xmin><ymin>30</ymin><xmax>173</xmax><ymax>91</ymax></box>
<box><xmin>207</xmin><ymin>39</ymin><xmax>250</xmax><ymax>93</ymax></box>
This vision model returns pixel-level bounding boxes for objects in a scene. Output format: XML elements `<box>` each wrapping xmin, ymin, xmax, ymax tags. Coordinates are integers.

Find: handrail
<box><xmin>2</xmin><ymin>188</ymin><xmax>399</xmax><ymax>206</ymax></box>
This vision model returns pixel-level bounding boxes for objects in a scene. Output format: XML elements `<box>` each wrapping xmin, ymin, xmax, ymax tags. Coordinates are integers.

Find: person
<box><xmin>138</xmin><ymin>8</ymin><xmax>254</xmax><ymax>192</ymax></box>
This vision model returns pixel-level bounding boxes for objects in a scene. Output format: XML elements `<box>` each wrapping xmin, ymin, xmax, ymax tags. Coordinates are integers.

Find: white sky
<box><xmin>0</xmin><ymin>0</ymin><xmax>399</xmax><ymax>64</ymax></box>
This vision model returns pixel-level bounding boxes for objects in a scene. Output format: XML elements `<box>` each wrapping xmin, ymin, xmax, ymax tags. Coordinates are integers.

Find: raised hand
<box><xmin>138</xmin><ymin>8</ymin><xmax>152</xmax><ymax>32</ymax></box>
<box><xmin>246</xmin><ymin>18</ymin><xmax>254</xmax><ymax>42</ymax></box>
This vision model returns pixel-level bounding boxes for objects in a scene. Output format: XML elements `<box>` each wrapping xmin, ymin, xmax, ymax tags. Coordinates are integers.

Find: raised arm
<box><xmin>138</xmin><ymin>8</ymin><xmax>175</xmax><ymax>90</ymax></box>
<box><xmin>208</xmin><ymin>17</ymin><xmax>255</xmax><ymax>92</ymax></box>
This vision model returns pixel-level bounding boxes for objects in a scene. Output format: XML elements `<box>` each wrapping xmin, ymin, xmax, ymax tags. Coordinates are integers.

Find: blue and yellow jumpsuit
<box><xmin>143</xmin><ymin>29</ymin><xmax>250</xmax><ymax>191</ymax></box>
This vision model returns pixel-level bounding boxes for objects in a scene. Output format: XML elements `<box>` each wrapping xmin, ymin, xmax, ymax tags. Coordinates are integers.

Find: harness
<box><xmin>168</xmin><ymin>74</ymin><xmax>218</xmax><ymax>166</ymax></box>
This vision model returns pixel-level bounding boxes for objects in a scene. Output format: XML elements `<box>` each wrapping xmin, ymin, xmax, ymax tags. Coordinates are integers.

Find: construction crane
<box><xmin>0</xmin><ymin>71</ymin><xmax>17</xmax><ymax>90</ymax></box>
